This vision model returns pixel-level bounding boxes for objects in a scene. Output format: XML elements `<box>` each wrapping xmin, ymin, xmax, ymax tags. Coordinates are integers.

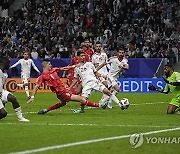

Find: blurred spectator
<box><xmin>31</xmin><ymin>49</ymin><xmax>38</xmax><ymax>59</ymax></box>
<box><xmin>0</xmin><ymin>0</ymin><xmax>178</xmax><ymax>66</ymax></box>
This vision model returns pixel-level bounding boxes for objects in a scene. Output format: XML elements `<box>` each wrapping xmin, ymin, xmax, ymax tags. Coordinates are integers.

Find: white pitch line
<box><xmin>7</xmin><ymin>102</ymin><xmax>167</xmax><ymax>116</ymax></box>
<box><xmin>1</xmin><ymin>122</ymin><xmax>179</xmax><ymax>128</ymax></box>
<box><xmin>9</xmin><ymin>127</ymin><xmax>180</xmax><ymax>154</ymax></box>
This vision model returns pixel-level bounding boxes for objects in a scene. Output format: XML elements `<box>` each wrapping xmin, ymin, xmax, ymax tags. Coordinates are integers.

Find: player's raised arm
<box><xmin>31</xmin><ymin>60</ymin><xmax>40</xmax><ymax>74</ymax></box>
<box><xmin>69</xmin><ymin>77</ymin><xmax>78</xmax><ymax>90</ymax></box>
<box><xmin>10</xmin><ymin>59</ymin><xmax>21</xmax><ymax>68</ymax></box>
<box><xmin>60</xmin><ymin>65</ymin><xmax>76</xmax><ymax>71</ymax></box>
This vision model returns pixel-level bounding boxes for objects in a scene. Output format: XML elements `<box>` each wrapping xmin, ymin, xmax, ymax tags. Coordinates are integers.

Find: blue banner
<box><xmin>8</xmin><ymin>58</ymin><xmax>162</xmax><ymax>78</ymax></box>
<box><xmin>117</xmin><ymin>78</ymin><xmax>166</xmax><ymax>93</ymax></box>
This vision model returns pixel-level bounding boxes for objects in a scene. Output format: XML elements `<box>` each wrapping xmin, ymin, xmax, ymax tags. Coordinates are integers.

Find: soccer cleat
<box><xmin>18</xmin><ymin>117</ymin><xmax>30</xmax><ymax>122</ymax></box>
<box><xmin>99</xmin><ymin>102</ymin><xmax>107</xmax><ymax>109</ymax></box>
<box><xmin>107</xmin><ymin>101</ymin><xmax>113</xmax><ymax>109</ymax></box>
<box><xmin>27</xmin><ymin>96</ymin><xmax>31</xmax><ymax>100</ymax></box>
<box><xmin>38</xmin><ymin>109</ymin><xmax>48</xmax><ymax>114</ymax></box>
<box><xmin>73</xmin><ymin>109</ymin><xmax>84</xmax><ymax>113</ymax></box>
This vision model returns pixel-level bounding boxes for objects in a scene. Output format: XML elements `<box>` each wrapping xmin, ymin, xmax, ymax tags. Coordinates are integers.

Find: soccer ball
<box><xmin>120</xmin><ymin>98</ymin><xmax>130</xmax><ymax>109</ymax></box>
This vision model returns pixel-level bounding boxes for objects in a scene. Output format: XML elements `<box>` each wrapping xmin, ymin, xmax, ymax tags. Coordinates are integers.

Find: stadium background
<box><xmin>1</xmin><ymin>0</ymin><xmax>179</xmax><ymax>92</ymax></box>
<box><xmin>0</xmin><ymin>1</ymin><xmax>179</xmax><ymax>154</ymax></box>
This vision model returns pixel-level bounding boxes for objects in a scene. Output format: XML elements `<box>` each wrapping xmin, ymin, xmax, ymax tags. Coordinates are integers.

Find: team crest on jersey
<box><xmin>66</xmin><ymin>93</ymin><xmax>70</xmax><ymax>96</ymax></box>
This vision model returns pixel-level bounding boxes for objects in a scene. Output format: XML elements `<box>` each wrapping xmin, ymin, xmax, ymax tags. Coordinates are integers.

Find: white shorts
<box><xmin>2</xmin><ymin>89</ymin><xmax>12</xmax><ymax>104</ymax></box>
<box><xmin>21</xmin><ymin>73</ymin><xmax>30</xmax><ymax>84</ymax></box>
<box><xmin>82</xmin><ymin>80</ymin><xmax>106</xmax><ymax>98</ymax></box>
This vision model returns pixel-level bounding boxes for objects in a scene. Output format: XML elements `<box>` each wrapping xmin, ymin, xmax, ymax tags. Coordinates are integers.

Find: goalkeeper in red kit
<box><xmin>27</xmin><ymin>59</ymin><xmax>106</xmax><ymax>114</ymax></box>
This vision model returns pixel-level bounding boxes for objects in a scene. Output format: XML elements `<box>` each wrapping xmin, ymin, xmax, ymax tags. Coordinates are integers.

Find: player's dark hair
<box><xmin>77</xmin><ymin>51</ymin><xmax>84</xmax><ymax>56</ymax></box>
<box><xmin>165</xmin><ymin>64</ymin><xmax>174</xmax><ymax>70</ymax></box>
<box><xmin>84</xmin><ymin>38</ymin><xmax>90</xmax><ymax>42</ymax></box>
<box><xmin>118</xmin><ymin>48</ymin><xmax>124</xmax><ymax>52</ymax></box>
<box><xmin>95</xmin><ymin>41</ymin><xmax>101</xmax><ymax>45</ymax></box>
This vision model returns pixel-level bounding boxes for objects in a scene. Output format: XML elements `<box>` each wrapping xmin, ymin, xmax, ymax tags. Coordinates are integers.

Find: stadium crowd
<box><xmin>0</xmin><ymin>0</ymin><xmax>179</xmax><ymax>65</ymax></box>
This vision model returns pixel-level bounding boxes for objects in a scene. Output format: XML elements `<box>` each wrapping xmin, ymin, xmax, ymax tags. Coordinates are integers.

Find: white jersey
<box><xmin>10</xmin><ymin>59</ymin><xmax>40</xmax><ymax>76</ymax></box>
<box><xmin>108</xmin><ymin>56</ymin><xmax>128</xmax><ymax>79</ymax></box>
<box><xmin>0</xmin><ymin>70</ymin><xmax>8</xmax><ymax>93</ymax></box>
<box><xmin>91</xmin><ymin>52</ymin><xmax>108</xmax><ymax>75</ymax></box>
<box><xmin>74</xmin><ymin>62</ymin><xmax>97</xmax><ymax>87</ymax></box>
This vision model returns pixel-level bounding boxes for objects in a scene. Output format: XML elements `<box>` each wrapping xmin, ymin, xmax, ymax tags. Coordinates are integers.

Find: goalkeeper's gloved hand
<box><xmin>148</xmin><ymin>84</ymin><xmax>158</xmax><ymax>91</ymax></box>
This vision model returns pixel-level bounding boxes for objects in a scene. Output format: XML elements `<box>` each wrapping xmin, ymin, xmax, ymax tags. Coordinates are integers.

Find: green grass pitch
<box><xmin>0</xmin><ymin>92</ymin><xmax>179</xmax><ymax>154</ymax></box>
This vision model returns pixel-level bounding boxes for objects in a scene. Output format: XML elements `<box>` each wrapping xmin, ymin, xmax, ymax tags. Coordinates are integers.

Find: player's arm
<box><xmin>31</xmin><ymin>60</ymin><xmax>40</xmax><ymax>73</ymax></box>
<box><xmin>69</xmin><ymin>77</ymin><xmax>78</xmax><ymax>90</ymax></box>
<box><xmin>62</xmin><ymin>70</ymin><xmax>67</xmax><ymax>78</ymax></box>
<box><xmin>10</xmin><ymin>60</ymin><xmax>21</xmax><ymax>68</ymax></box>
<box><xmin>118</xmin><ymin>62</ymin><xmax>129</xmax><ymax>70</ymax></box>
<box><xmin>121</xmin><ymin>63</ymin><xmax>129</xmax><ymax>70</ymax></box>
<box><xmin>27</xmin><ymin>75</ymin><xmax>43</xmax><ymax>104</ymax></box>
<box><xmin>94</xmin><ymin>71</ymin><xmax>106</xmax><ymax>79</ymax></box>
<box><xmin>59</xmin><ymin>65</ymin><xmax>76</xmax><ymax>71</ymax></box>
<box><xmin>163</xmin><ymin>77</ymin><xmax>180</xmax><ymax>86</ymax></box>
<box><xmin>96</xmin><ymin>62</ymin><xmax>106</xmax><ymax>71</ymax></box>
<box><xmin>148</xmin><ymin>84</ymin><xmax>170</xmax><ymax>94</ymax></box>
<box><xmin>27</xmin><ymin>84</ymin><xmax>40</xmax><ymax>104</ymax></box>
<box><xmin>96</xmin><ymin>57</ymin><xmax>112</xmax><ymax>71</ymax></box>
<box><xmin>69</xmin><ymin>67</ymin><xmax>79</xmax><ymax>90</ymax></box>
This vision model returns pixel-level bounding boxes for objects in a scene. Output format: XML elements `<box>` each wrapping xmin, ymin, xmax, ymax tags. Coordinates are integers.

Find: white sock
<box><xmin>108</xmin><ymin>98</ymin><xmax>112</xmax><ymax>104</ymax></box>
<box><xmin>25</xmin><ymin>86</ymin><xmax>30</xmax><ymax>97</ymax></box>
<box><xmin>100</xmin><ymin>95</ymin><xmax>110</xmax><ymax>104</ymax></box>
<box><xmin>110</xmin><ymin>94</ymin><xmax>122</xmax><ymax>107</ymax></box>
<box><xmin>112</xmin><ymin>90</ymin><xmax>118</xmax><ymax>96</ymax></box>
<box><xmin>14</xmin><ymin>107</ymin><xmax>23</xmax><ymax>119</ymax></box>
<box><xmin>99</xmin><ymin>93</ymin><xmax>107</xmax><ymax>103</ymax></box>
<box><xmin>17</xmin><ymin>84</ymin><xmax>23</xmax><ymax>88</ymax></box>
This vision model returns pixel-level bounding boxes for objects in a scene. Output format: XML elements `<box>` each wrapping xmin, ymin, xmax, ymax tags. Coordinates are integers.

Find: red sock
<box><xmin>47</xmin><ymin>103</ymin><xmax>63</xmax><ymax>112</ymax></box>
<box><xmin>85</xmin><ymin>101</ymin><xmax>99</xmax><ymax>107</ymax></box>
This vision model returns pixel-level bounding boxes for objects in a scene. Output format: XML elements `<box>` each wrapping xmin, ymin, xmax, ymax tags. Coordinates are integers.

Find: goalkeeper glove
<box><xmin>148</xmin><ymin>84</ymin><xmax>158</xmax><ymax>91</ymax></box>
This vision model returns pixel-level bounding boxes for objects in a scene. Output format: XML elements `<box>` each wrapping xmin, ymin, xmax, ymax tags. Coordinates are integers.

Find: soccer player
<box><xmin>91</xmin><ymin>41</ymin><xmax>109</xmax><ymax>85</ymax></box>
<box><xmin>98</xmin><ymin>49</ymin><xmax>129</xmax><ymax>108</ymax></box>
<box><xmin>0</xmin><ymin>57</ymin><xmax>29</xmax><ymax>122</ymax></box>
<box><xmin>148</xmin><ymin>64</ymin><xmax>180</xmax><ymax>114</ymax></box>
<box><xmin>82</xmin><ymin>38</ymin><xmax>94</xmax><ymax>60</ymax></box>
<box><xmin>27</xmin><ymin>59</ymin><xmax>106</xmax><ymax>114</ymax></box>
<box><xmin>91</xmin><ymin>41</ymin><xmax>111</xmax><ymax>108</ymax></box>
<box><xmin>66</xmin><ymin>48</ymin><xmax>90</xmax><ymax>94</ymax></box>
<box><xmin>69</xmin><ymin>51</ymin><xmax>124</xmax><ymax>113</ymax></box>
<box><xmin>10</xmin><ymin>51</ymin><xmax>40</xmax><ymax>99</ymax></box>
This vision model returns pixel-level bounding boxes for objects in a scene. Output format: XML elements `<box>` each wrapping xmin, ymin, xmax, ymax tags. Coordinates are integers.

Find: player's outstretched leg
<box><xmin>7</xmin><ymin>93</ymin><xmax>29</xmax><ymax>122</ymax></box>
<box><xmin>71</xmin><ymin>94</ymin><xmax>107</xmax><ymax>113</ymax></box>
<box><xmin>38</xmin><ymin>102</ymin><xmax>66</xmax><ymax>114</ymax></box>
